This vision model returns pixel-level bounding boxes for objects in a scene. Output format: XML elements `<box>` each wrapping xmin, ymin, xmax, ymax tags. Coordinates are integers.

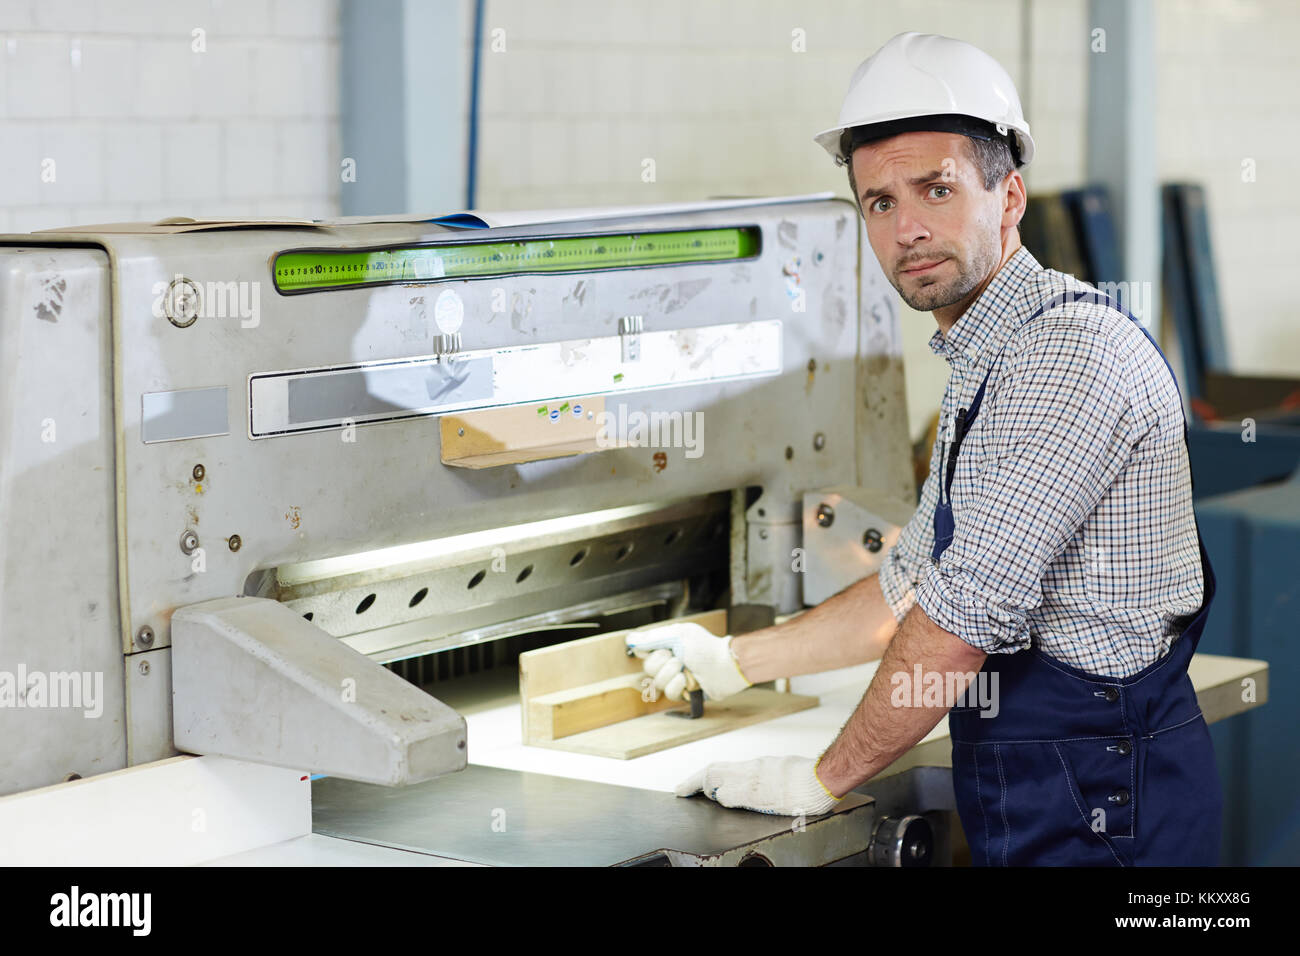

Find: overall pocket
<box><xmin>955</xmin><ymin>741</ymin><xmax>1131</xmax><ymax>866</ymax></box>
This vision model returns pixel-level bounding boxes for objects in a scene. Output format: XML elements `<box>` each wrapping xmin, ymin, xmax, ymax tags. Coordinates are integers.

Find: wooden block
<box><xmin>528</xmin><ymin>687</ymin><xmax>819</xmax><ymax>760</ymax></box>
<box><xmin>519</xmin><ymin>609</ymin><xmax>817</xmax><ymax>758</ymax></box>
<box><xmin>527</xmin><ymin>673</ymin><xmax>679</xmax><ymax>740</ymax></box>
<box><xmin>441</xmin><ymin>396</ymin><xmax>610</xmax><ymax>469</ymax></box>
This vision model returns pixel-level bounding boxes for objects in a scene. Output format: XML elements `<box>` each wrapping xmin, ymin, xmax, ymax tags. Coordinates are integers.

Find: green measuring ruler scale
<box><xmin>273</xmin><ymin>226</ymin><xmax>761</xmax><ymax>293</ymax></box>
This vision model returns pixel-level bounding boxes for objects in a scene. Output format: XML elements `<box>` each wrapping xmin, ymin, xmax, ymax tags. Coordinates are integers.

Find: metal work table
<box><xmin>312</xmin><ymin>764</ymin><xmax>875</xmax><ymax>866</ymax></box>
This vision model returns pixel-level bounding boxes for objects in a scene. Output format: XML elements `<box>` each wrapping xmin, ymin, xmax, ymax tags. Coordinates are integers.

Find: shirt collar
<box><xmin>927</xmin><ymin>246</ymin><xmax>1043</xmax><ymax>366</ymax></box>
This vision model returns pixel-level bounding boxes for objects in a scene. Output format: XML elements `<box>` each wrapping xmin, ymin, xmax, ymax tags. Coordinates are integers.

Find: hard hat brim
<box><xmin>814</xmin><ymin>115</ymin><xmax>1035</xmax><ymax>168</ymax></box>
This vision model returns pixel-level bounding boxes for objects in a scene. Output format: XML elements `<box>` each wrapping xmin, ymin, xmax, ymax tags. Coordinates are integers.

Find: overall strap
<box><xmin>943</xmin><ymin>365</ymin><xmax>994</xmax><ymax>496</ymax></box>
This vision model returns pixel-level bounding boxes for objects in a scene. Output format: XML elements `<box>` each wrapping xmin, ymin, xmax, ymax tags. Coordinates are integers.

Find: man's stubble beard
<box><xmin>894</xmin><ymin>232</ymin><xmax>1000</xmax><ymax>313</ymax></box>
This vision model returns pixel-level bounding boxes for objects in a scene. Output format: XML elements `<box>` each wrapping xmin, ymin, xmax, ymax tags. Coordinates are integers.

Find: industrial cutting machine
<box><xmin>0</xmin><ymin>195</ymin><xmax>1265</xmax><ymax>866</ymax></box>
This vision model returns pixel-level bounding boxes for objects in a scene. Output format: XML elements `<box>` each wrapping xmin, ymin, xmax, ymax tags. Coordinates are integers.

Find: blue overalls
<box><xmin>932</xmin><ymin>293</ymin><xmax>1223</xmax><ymax>866</ymax></box>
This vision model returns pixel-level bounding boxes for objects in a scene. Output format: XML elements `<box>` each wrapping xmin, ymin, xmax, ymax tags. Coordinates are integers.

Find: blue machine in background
<box><xmin>1198</xmin><ymin>474</ymin><xmax>1299</xmax><ymax>865</ymax></box>
<box><xmin>1163</xmin><ymin>183</ymin><xmax>1298</xmax><ymax>865</ymax></box>
<box><xmin>1163</xmin><ymin>183</ymin><xmax>1300</xmax><ymax>500</ymax></box>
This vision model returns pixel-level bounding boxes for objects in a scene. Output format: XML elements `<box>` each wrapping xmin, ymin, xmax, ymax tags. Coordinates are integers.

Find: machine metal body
<box><xmin>0</xmin><ymin>195</ymin><xmax>921</xmax><ymax>864</ymax></box>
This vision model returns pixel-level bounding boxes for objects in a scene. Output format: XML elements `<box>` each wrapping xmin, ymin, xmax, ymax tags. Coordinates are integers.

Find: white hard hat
<box><xmin>813</xmin><ymin>32</ymin><xmax>1034</xmax><ymax>168</ymax></box>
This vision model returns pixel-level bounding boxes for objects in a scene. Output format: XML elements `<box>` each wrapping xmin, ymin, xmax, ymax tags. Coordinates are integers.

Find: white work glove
<box><xmin>624</xmin><ymin>621</ymin><xmax>751</xmax><ymax>702</ymax></box>
<box><xmin>676</xmin><ymin>755</ymin><xmax>843</xmax><ymax>816</ymax></box>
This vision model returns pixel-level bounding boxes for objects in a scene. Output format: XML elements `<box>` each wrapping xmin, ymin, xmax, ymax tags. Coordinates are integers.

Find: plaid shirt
<box><xmin>878</xmin><ymin>247</ymin><xmax>1205</xmax><ymax>679</ymax></box>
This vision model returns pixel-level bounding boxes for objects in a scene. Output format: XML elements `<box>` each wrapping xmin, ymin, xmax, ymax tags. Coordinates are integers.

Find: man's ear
<box><xmin>1002</xmin><ymin>171</ymin><xmax>1027</xmax><ymax>229</ymax></box>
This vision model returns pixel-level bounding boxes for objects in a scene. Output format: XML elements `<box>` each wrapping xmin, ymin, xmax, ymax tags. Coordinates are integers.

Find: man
<box><xmin>627</xmin><ymin>32</ymin><xmax>1222</xmax><ymax>866</ymax></box>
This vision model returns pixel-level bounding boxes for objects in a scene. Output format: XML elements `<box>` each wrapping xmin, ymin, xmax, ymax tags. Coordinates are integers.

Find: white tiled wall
<box><xmin>1156</xmin><ymin>0</ymin><xmax>1299</xmax><ymax>376</ymax></box>
<box><xmin>0</xmin><ymin>0</ymin><xmax>341</xmax><ymax>233</ymax></box>
<box><xmin>472</xmin><ymin>0</ymin><xmax>1092</xmax><ymax>440</ymax></box>
<box><xmin>474</xmin><ymin>0</ymin><xmax>1087</xmax><ymax>207</ymax></box>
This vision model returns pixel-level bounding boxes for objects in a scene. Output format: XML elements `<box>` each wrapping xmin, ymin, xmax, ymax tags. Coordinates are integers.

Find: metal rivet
<box><xmin>180</xmin><ymin>529</ymin><xmax>199</xmax><ymax>554</ymax></box>
<box><xmin>136</xmin><ymin>625</ymin><xmax>154</xmax><ymax>648</ymax></box>
<box><xmin>816</xmin><ymin>504</ymin><xmax>834</xmax><ymax>528</ymax></box>
<box><xmin>228</xmin><ymin>534</ymin><xmax>242</xmax><ymax>552</ymax></box>
<box><xmin>457</xmin><ymin>427</ymin><xmax>465</xmax><ymax>437</ymax></box>
<box><xmin>813</xmin><ymin>432</ymin><xmax>826</xmax><ymax>451</ymax></box>
<box><xmin>138</xmin><ymin>660</ymin><xmax>151</xmax><ymax>676</ymax></box>
<box><xmin>192</xmin><ymin>463</ymin><xmax>205</xmax><ymax>481</ymax></box>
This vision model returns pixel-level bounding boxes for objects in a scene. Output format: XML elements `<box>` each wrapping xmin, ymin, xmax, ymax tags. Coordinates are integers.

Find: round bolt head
<box><xmin>163</xmin><ymin>276</ymin><xmax>201</xmax><ymax>327</ymax></box>
<box><xmin>816</xmin><ymin>504</ymin><xmax>835</xmax><ymax>527</ymax></box>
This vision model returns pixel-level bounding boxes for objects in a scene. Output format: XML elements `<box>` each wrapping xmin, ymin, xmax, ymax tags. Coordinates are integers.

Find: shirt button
<box><xmin>1108</xmin><ymin>789</ymin><xmax>1131</xmax><ymax>806</ymax></box>
<box><xmin>965</xmin><ymin>345</ymin><xmax>979</xmax><ymax>360</ymax></box>
<box><xmin>1102</xmin><ymin>687</ymin><xmax>1120</xmax><ymax>703</ymax></box>
<box><xmin>1115</xmin><ymin>739</ymin><xmax>1132</xmax><ymax>756</ymax></box>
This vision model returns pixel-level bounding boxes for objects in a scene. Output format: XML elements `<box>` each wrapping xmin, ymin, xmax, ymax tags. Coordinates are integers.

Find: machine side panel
<box><xmin>0</xmin><ymin>246</ymin><xmax>126</xmax><ymax>794</ymax></box>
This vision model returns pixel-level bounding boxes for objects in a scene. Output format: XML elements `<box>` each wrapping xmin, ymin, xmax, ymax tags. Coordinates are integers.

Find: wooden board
<box><xmin>519</xmin><ymin>609</ymin><xmax>818</xmax><ymax>759</ymax></box>
<box><xmin>441</xmin><ymin>396</ymin><xmax>610</xmax><ymax>468</ymax></box>
<box><xmin>527</xmin><ymin>687</ymin><xmax>819</xmax><ymax>759</ymax></box>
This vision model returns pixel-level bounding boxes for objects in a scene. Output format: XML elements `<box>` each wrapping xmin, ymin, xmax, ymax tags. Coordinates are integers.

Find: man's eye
<box><xmin>931</xmin><ymin>185</ymin><xmax>951</xmax><ymax>199</ymax></box>
<box><xmin>871</xmin><ymin>198</ymin><xmax>893</xmax><ymax>213</ymax></box>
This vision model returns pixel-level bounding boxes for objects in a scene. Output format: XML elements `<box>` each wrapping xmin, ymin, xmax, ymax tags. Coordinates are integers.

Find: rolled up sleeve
<box><xmin>878</xmin><ymin>461</ymin><xmax>941</xmax><ymax>624</ymax></box>
<box><xmin>878</xmin><ymin>543</ymin><xmax>917</xmax><ymax>624</ymax></box>
<box><xmin>914</xmin><ymin>318</ymin><xmax>1138</xmax><ymax>653</ymax></box>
